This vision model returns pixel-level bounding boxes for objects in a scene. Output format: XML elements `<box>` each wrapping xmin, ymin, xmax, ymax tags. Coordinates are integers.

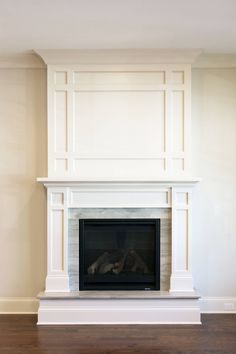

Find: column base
<box><xmin>170</xmin><ymin>274</ymin><xmax>194</xmax><ymax>292</ymax></box>
<box><xmin>45</xmin><ymin>275</ymin><xmax>70</xmax><ymax>292</ymax></box>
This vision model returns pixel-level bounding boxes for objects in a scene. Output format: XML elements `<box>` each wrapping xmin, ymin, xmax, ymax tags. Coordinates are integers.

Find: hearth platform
<box><xmin>37</xmin><ymin>291</ymin><xmax>201</xmax><ymax>325</ymax></box>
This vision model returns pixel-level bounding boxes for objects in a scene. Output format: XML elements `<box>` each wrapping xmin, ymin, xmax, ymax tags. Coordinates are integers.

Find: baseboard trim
<box><xmin>0</xmin><ymin>297</ymin><xmax>39</xmax><ymax>314</ymax></box>
<box><xmin>1</xmin><ymin>296</ymin><xmax>236</xmax><ymax>315</ymax></box>
<box><xmin>200</xmin><ymin>297</ymin><xmax>236</xmax><ymax>313</ymax></box>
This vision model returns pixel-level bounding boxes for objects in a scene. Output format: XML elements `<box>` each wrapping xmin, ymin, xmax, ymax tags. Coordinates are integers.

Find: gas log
<box><xmin>87</xmin><ymin>249</ymin><xmax>149</xmax><ymax>275</ymax></box>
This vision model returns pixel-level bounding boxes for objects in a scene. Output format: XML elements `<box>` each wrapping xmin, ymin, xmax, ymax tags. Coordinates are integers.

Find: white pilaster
<box><xmin>45</xmin><ymin>187</ymin><xmax>70</xmax><ymax>292</ymax></box>
<box><xmin>170</xmin><ymin>186</ymin><xmax>194</xmax><ymax>292</ymax></box>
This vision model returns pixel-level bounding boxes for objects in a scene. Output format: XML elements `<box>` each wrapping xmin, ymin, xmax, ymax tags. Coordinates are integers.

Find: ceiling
<box><xmin>0</xmin><ymin>0</ymin><xmax>236</xmax><ymax>55</ymax></box>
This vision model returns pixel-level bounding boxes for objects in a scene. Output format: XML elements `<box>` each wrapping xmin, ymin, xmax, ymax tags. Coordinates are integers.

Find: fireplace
<box><xmin>37</xmin><ymin>49</ymin><xmax>201</xmax><ymax>324</ymax></box>
<box><xmin>79</xmin><ymin>219</ymin><xmax>160</xmax><ymax>290</ymax></box>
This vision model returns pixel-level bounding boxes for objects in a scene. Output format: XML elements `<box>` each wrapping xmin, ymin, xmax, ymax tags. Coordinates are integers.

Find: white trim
<box><xmin>35</xmin><ymin>49</ymin><xmax>202</xmax><ymax>65</ymax></box>
<box><xmin>38</xmin><ymin>298</ymin><xmax>201</xmax><ymax>324</ymax></box>
<box><xmin>41</xmin><ymin>182</ymin><xmax>196</xmax><ymax>296</ymax></box>
<box><xmin>200</xmin><ymin>297</ymin><xmax>236</xmax><ymax>313</ymax></box>
<box><xmin>1</xmin><ymin>296</ymin><xmax>236</xmax><ymax>314</ymax></box>
<box><xmin>37</xmin><ymin>178</ymin><xmax>201</xmax><ymax>187</ymax></box>
<box><xmin>0</xmin><ymin>297</ymin><xmax>38</xmax><ymax>314</ymax></box>
<box><xmin>1</xmin><ymin>52</ymin><xmax>236</xmax><ymax>69</ymax></box>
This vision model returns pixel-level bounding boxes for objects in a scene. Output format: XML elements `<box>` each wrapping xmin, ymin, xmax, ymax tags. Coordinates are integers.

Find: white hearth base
<box><xmin>38</xmin><ymin>291</ymin><xmax>201</xmax><ymax>325</ymax></box>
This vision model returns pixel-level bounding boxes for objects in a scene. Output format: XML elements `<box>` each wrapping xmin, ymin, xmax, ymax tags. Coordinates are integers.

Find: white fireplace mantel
<box><xmin>37</xmin><ymin>178</ymin><xmax>201</xmax><ymax>324</ymax></box>
<box><xmin>36</xmin><ymin>49</ymin><xmax>201</xmax><ymax>324</ymax></box>
<box><xmin>38</xmin><ymin>179</ymin><xmax>199</xmax><ymax>292</ymax></box>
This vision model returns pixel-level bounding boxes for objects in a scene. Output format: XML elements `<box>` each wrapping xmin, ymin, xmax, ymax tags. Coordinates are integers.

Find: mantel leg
<box><xmin>170</xmin><ymin>186</ymin><xmax>194</xmax><ymax>292</ymax></box>
<box><xmin>45</xmin><ymin>187</ymin><xmax>70</xmax><ymax>292</ymax></box>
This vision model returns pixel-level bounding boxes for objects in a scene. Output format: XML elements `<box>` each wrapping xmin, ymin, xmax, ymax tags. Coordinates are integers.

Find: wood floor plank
<box><xmin>0</xmin><ymin>314</ymin><xmax>236</xmax><ymax>354</ymax></box>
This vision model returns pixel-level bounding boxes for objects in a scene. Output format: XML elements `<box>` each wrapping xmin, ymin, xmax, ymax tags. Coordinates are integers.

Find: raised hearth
<box><xmin>38</xmin><ymin>290</ymin><xmax>200</xmax><ymax>324</ymax></box>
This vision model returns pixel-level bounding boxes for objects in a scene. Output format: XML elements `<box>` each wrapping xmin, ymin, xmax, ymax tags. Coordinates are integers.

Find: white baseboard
<box><xmin>200</xmin><ymin>297</ymin><xmax>236</xmax><ymax>313</ymax></box>
<box><xmin>0</xmin><ymin>297</ymin><xmax>39</xmax><ymax>314</ymax></box>
<box><xmin>1</xmin><ymin>296</ymin><xmax>236</xmax><ymax>315</ymax></box>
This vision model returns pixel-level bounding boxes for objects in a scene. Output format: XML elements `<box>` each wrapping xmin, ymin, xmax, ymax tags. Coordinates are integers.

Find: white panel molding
<box><xmin>46</xmin><ymin>63</ymin><xmax>191</xmax><ymax>179</ymax></box>
<box><xmin>0</xmin><ymin>297</ymin><xmax>38</xmax><ymax>314</ymax></box>
<box><xmin>69</xmin><ymin>189</ymin><xmax>170</xmax><ymax>209</ymax></box>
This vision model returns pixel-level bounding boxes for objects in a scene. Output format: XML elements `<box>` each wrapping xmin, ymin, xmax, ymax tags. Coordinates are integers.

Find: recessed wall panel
<box><xmin>55</xmin><ymin>91</ymin><xmax>67</xmax><ymax>153</ymax></box>
<box><xmin>172</xmin><ymin>91</ymin><xmax>184</xmax><ymax>153</ymax></box>
<box><xmin>175</xmin><ymin>209</ymin><xmax>188</xmax><ymax>271</ymax></box>
<box><xmin>73</xmin><ymin>72</ymin><xmax>165</xmax><ymax>89</ymax></box>
<box><xmin>73</xmin><ymin>91</ymin><xmax>165</xmax><ymax>156</ymax></box>
<box><xmin>73</xmin><ymin>159</ymin><xmax>166</xmax><ymax>180</ymax></box>
<box><xmin>51</xmin><ymin>210</ymin><xmax>64</xmax><ymax>271</ymax></box>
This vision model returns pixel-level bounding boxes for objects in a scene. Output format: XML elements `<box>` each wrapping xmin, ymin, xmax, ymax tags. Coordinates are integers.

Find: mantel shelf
<box><xmin>37</xmin><ymin>177</ymin><xmax>201</xmax><ymax>188</ymax></box>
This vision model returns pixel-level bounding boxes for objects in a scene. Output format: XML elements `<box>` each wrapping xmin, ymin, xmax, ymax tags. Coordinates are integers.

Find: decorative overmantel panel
<box><xmin>36</xmin><ymin>49</ymin><xmax>201</xmax><ymax>180</ymax></box>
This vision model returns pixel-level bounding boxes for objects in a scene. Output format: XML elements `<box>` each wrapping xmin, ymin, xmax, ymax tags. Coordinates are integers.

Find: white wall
<box><xmin>192</xmin><ymin>69</ymin><xmax>236</xmax><ymax>307</ymax></box>
<box><xmin>0</xmin><ymin>69</ymin><xmax>47</xmax><ymax>312</ymax></box>
<box><xmin>0</xmin><ymin>67</ymin><xmax>236</xmax><ymax>312</ymax></box>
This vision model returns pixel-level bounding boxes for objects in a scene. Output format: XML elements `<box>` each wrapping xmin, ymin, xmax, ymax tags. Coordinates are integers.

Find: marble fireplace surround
<box><xmin>37</xmin><ymin>179</ymin><xmax>201</xmax><ymax>324</ymax></box>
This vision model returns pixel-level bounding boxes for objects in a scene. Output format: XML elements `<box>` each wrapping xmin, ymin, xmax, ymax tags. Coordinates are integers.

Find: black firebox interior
<box><xmin>79</xmin><ymin>219</ymin><xmax>160</xmax><ymax>290</ymax></box>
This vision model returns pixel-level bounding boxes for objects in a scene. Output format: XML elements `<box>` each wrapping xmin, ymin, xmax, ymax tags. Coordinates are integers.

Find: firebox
<box><xmin>79</xmin><ymin>219</ymin><xmax>160</xmax><ymax>290</ymax></box>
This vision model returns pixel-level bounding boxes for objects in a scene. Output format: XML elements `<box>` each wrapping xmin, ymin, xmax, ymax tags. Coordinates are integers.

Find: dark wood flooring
<box><xmin>0</xmin><ymin>314</ymin><xmax>236</xmax><ymax>354</ymax></box>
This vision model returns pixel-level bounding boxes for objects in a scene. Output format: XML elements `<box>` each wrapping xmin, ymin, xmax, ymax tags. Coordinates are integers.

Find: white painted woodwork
<box><xmin>45</xmin><ymin>188</ymin><xmax>69</xmax><ymax>292</ymax></box>
<box><xmin>40</xmin><ymin>181</ymin><xmax>198</xmax><ymax>294</ymax></box>
<box><xmin>46</xmin><ymin>62</ymin><xmax>191</xmax><ymax>180</ymax></box>
<box><xmin>170</xmin><ymin>187</ymin><xmax>194</xmax><ymax>292</ymax></box>
<box><xmin>37</xmin><ymin>50</ymin><xmax>200</xmax><ymax>324</ymax></box>
<box><xmin>38</xmin><ymin>297</ymin><xmax>201</xmax><ymax>325</ymax></box>
<box><xmin>4</xmin><ymin>51</ymin><xmax>236</xmax><ymax>69</ymax></box>
<box><xmin>36</xmin><ymin>49</ymin><xmax>202</xmax><ymax>65</ymax></box>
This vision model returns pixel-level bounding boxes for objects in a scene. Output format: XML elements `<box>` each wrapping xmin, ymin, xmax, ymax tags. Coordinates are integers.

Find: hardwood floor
<box><xmin>0</xmin><ymin>314</ymin><xmax>236</xmax><ymax>354</ymax></box>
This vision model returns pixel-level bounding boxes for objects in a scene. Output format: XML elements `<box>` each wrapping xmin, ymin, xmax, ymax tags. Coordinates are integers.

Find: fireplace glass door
<box><xmin>79</xmin><ymin>219</ymin><xmax>160</xmax><ymax>290</ymax></box>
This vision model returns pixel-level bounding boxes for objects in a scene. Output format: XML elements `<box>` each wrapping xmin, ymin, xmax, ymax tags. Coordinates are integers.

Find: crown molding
<box><xmin>0</xmin><ymin>53</ymin><xmax>45</xmax><ymax>68</ymax></box>
<box><xmin>1</xmin><ymin>51</ymin><xmax>236</xmax><ymax>69</ymax></box>
<box><xmin>35</xmin><ymin>49</ymin><xmax>202</xmax><ymax>65</ymax></box>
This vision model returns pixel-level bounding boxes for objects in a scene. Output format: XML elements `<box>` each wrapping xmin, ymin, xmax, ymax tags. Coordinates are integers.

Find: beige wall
<box><xmin>0</xmin><ymin>69</ymin><xmax>47</xmax><ymax>311</ymax></box>
<box><xmin>0</xmin><ymin>67</ymin><xmax>236</xmax><ymax>312</ymax></box>
<box><xmin>192</xmin><ymin>68</ymin><xmax>236</xmax><ymax>298</ymax></box>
